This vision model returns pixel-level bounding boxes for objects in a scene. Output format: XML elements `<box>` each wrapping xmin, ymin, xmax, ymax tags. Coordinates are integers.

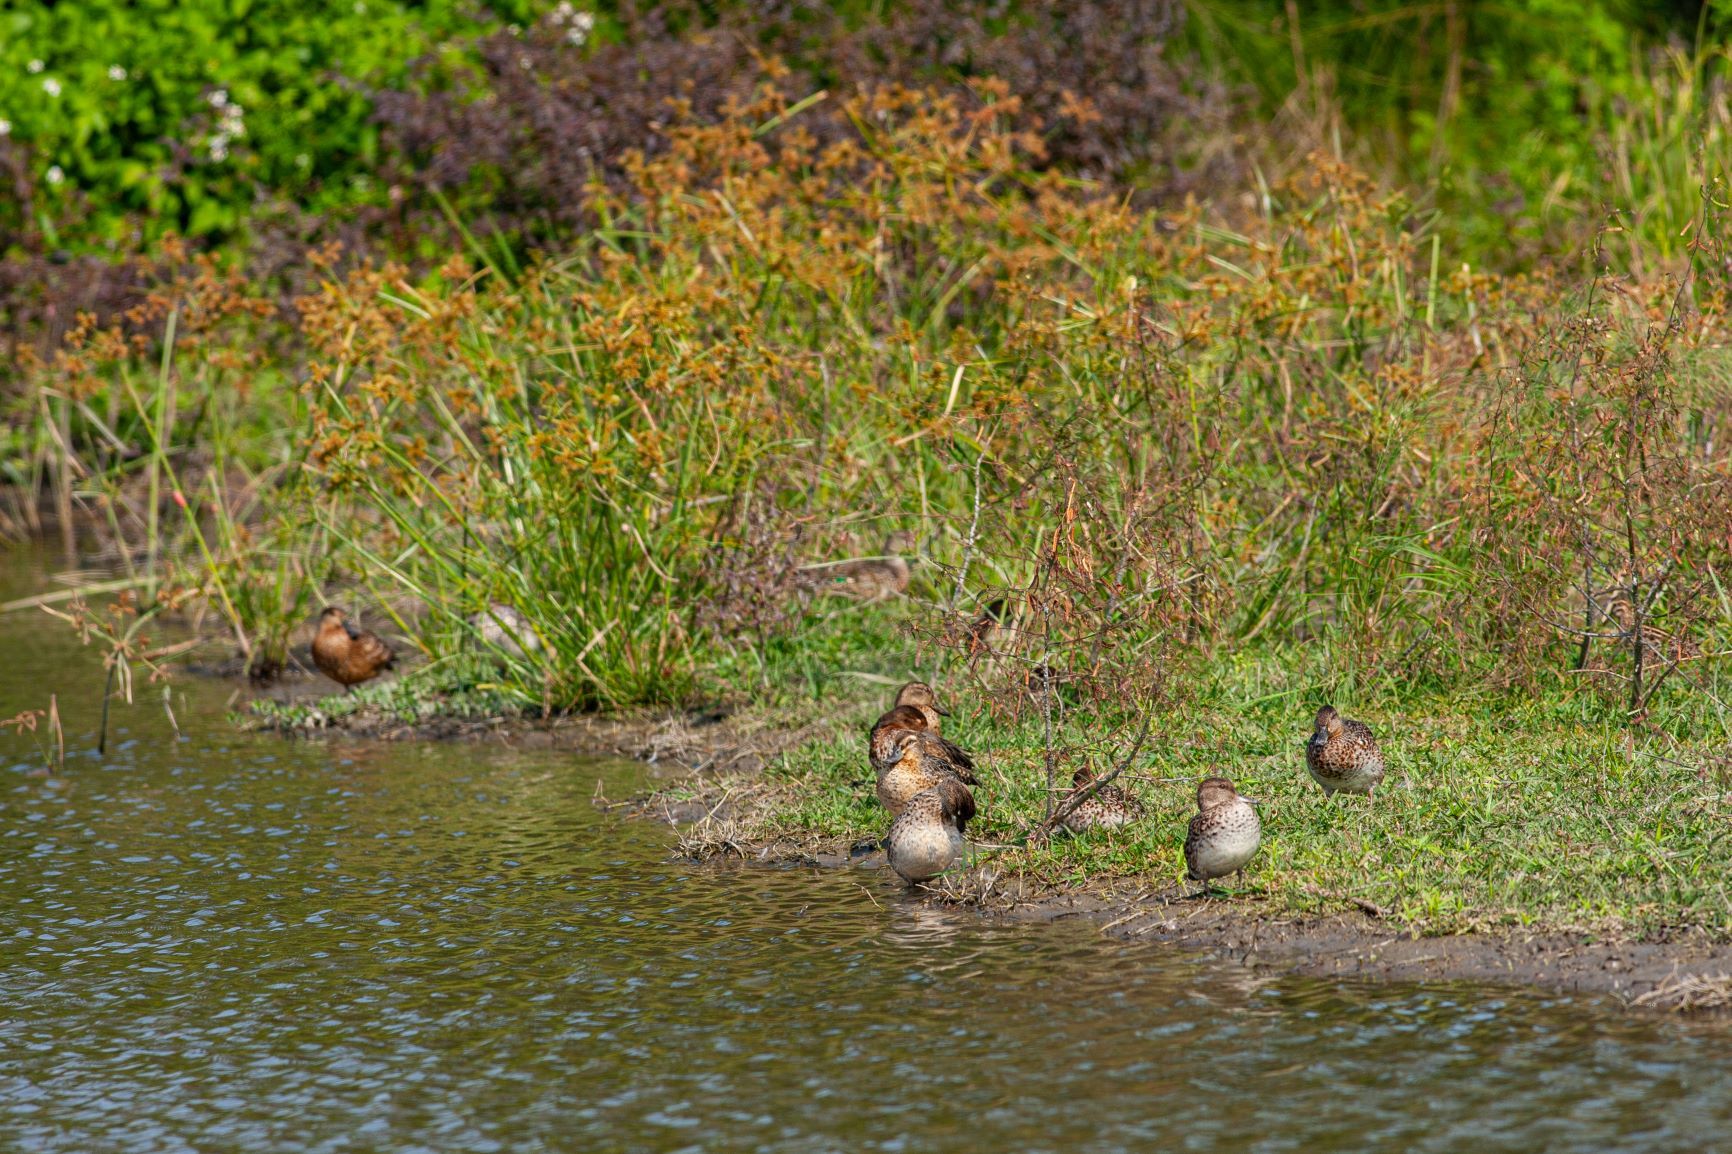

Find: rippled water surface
<box><xmin>3</xmin><ymin>553</ymin><xmax>1732</xmax><ymax>1152</ymax></box>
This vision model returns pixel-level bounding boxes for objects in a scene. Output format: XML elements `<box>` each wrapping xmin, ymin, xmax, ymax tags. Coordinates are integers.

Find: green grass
<box><xmin>730</xmin><ymin>658</ymin><xmax>1732</xmax><ymax>938</ymax></box>
<box><xmin>243</xmin><ymin>653</ymin><xmax>526</xmax><ymax>730</ymax></box>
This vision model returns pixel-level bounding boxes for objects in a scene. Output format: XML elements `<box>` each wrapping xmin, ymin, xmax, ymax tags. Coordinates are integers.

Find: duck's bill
<box><xmin>934</xmin><ymin>705</ymin><xmax>951</xmax><ymax>716</ymax></box>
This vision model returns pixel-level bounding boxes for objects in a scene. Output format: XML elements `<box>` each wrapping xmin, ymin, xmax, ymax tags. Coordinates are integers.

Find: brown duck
<box><xmin>887</xmin><ymin>776</ymin><xmax>976</xmax><ymax>885</ymax></box>
<box><xmin>876</xmin><ymin>729</ymin><xmax>978</xmax><ymax>818</ymax></box>
<box><xmin>815</xmin><ymin>532</ymin><xmax>914</xmax><ymax>601</ymax></box>
<box><xmin>311</xmin><ymin>607</ymin><xmax>396</xmax><ymax>691</ymax></box>
<box><xmin>1183</xmin><ymin>776</ymin><xmax>1261</xmax><ymax>890</ymax></box>
<box><xmin>867</xmin><ymin>682</ymin><xmax>974</xmax><ymax>775</ymax></box>
<box><xmin>1305</xmin><ymin>705</ymin><xmax>1385</xmax><ymax>796</ymax></box>
<box><xmin>1058</xmin><ymin>766</ymin><xmax>1146</xmax><ymax>834</ymax></box>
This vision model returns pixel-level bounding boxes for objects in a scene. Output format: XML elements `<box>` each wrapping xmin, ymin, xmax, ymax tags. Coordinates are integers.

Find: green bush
<box><xmin>1185</xmin><ymin>0</ymin><xmax>1711</xmax><ymax>255</ymax></box>
<box><xmin>0</xmin><ymin>0</ymin><xmax>538</xmax><ymax>248</ymax></box>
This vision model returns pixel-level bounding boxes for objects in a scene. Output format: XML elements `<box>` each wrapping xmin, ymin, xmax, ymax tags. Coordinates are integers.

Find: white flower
<box><xmin>551</xmin><ymin>1</ymin><xmax>575</xmax><ymax>23</ymax></box>
<box><xmin>294</xmin><ymin>153</ymin><xmax>310</xmax><ymax>168</ymax></box>
<box><xmin>45</xmin><ymin>165</ymin><xmax>63</xmax><ymax>185</ymax></box>
<box><xmin>207</xmin><ymin>88</ymin><xmax>229</xmax><ymax>109</ymax></box>
<box><xmin>27</xmin><ymin>59</ymin><xmax>43</xmax><ymax>74</ymax></box>
<box><xmin>565</xmin><ymin>9</ymin><xmax>595</xmax><ymax>44</ymax></box>
<box><xmin>0</xmin><ymin>119</ymin><xmax>10</xmax><ymax>137</ymax></box>
<box><xmin>208</xmin><ymin>137</ymin><xmax>229</xmax><ymax>162</ymax></box>
<box><xmin>507</xmin><ymin>22</ymin><xmax>521</xmax><ymax>36</ymax></box>
<box><xmin>108</xmin><ymin>66</ymin><xmax>127</xmax><ymax>81</ymax></box>
<box><xmin>41</xmin><ymin>78</ymin><xmax>60</xmax><ymax>97</ymax></box>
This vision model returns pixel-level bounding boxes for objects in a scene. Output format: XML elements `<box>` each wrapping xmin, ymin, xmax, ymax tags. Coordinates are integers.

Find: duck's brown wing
<box><xmin>1341</xmin><ymin>719</ymin><xmax>1377</xmax><ymax>746</ymax></box>
<box><xmin>352</xmin><ymin>630</ymin><xmax>396</xmax><ymax>672</ymax></box>
<box><xmin>936</xmin><ymin>736</ymin><xmax>977</xmax><ymax>779</ymax></box>
<box><xmin>952</xmin><ymin>784</ymin><xmax>977</xmax><ymax>832</ymax></box>
<box><xmin>1182</xmin><ymin>813</ymin><xmax>1206</xmax><ymax>880</ymax></box>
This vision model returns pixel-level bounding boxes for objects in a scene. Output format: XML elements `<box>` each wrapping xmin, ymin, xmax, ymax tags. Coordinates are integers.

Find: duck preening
<box><xmin>876</xmin><ymin>728</ymin><xmax>978</xmax><ymax>818</ymax></box>
<box><xmin>1305</xmin><ymin>705</ymin><xmax>1385</xmax><ymax>797</ymax></box>
<box><xmin>887</xmin><ymin>776</ymin><xmax>975</xmax><ymax>885</ymax></box>
<box><xmin>867</xmin><ymin>681</ymin><xmax>975</xmax><ymax>779</ymax></box>
<box><xmin>311</xmin><ymin>607</ymin><xmax>396</xmax><ymax>691</ymax></box>
<box><xmin>1183</xmin><ymin>776</ymin><xmax>1261</xmax><ymax>891</ymax></box>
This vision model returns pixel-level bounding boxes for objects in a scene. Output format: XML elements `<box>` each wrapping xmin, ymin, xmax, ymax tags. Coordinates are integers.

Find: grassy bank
<box><xmin>6</xmin><ymin>12</ymin><xmax>1732</xmax><ymax>949</ymax></box>
<box><xmin>664</xmin><ymin>666</ymin><xmax>1732</xmax><ymax>939</ymax></box>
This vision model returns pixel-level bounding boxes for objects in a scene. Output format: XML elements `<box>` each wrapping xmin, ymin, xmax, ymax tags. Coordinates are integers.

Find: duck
<box><xmin>1059</xmin><ymin>765</ymin><xmax>1145</xmax><ymax>833</ymax></box>
<box><xmin>1305</xmin><ymin>705</ymin><xmax>1385</xmax><ymax>796</ymax></box>
<box><xmin>876</xmin><ymin>728</ymin><xmax>979</xmax><ymax>818</ymax></box>
<box><xmin>814</xmin><ymin>532</ymin><xmax>914</xmax><ymax>601</ymax></box>
<box><xmin>469</xmin><ymin>603</ymin><xmax>542</xmax><ymax>661</ymax></box>
<box><xmin>311</xmin><ymin>607</ymin><xmax>396</xmax><ymax>691</ymax></box>
<box><xmin>867</xmin><ymin>682</ymin><xmax>974</xmax><ymax>775</ymax></box>
<box><xmin>1183</xmin><ymin>776</ymin><xmax>1261</xmax><ymax>891</ymax></box>
<box><xmin>887</xmin><ymin>776</ymin><xmax>976</xmax><ymax>885</ymax></box>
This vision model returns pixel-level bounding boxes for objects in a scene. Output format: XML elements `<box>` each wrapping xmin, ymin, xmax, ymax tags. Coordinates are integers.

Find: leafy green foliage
<box><xmin>0</xmin><ymin>0</ymin><xmax>537</xmax><ymax>246</ymax></box>
<box><xmin>1185</xmin><ymin>0</ymin><xmax>1715</xmax><ymax>256</ymax></box>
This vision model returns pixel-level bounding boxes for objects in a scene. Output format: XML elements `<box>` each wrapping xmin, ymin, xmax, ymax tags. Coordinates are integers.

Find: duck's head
<box><xmin>1071</xmin><ymin>764</ymin><xmax>1096</xmax><ymax>789</ymax></box>
<box><xmin>877</xmin><ymin>704</ymin><xmax>929</xmax><ymax>734</ymax></box>
<box><xmin>318</xmin><ymin>606</ymin><xmax>348</xmax><ymax>630</ymax></box>
<box><xmin>888</xmin><ymin>729</ymin><xmax>926</xmax><ymax>766</ymax></box>
<box><xmin>1313</xmin><ymin>705</ymin><xmax>1343</xmax><ymax>737</ymax></box>
<box><xmin>894</xmin><ymin>681</ymin><xmax>949</xmax><ymax>727</ymax></box>
<box><xmin>1196</xmin><ymin>776</ymin><xmax>1244</xmax><ymax>811</ymax></box>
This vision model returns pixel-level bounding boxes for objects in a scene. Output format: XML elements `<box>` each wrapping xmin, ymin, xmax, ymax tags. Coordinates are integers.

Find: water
<box><xmin>3</xmin><ymin>552</ymin><xmax>1732</xmax><ymax>1152</ymax></box>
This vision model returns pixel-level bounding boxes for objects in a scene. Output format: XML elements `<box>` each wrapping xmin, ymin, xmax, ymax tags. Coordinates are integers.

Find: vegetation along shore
<box><xmin>7</xmin><ymin>2</ymin><xmax>1732</xmax><ymax>1007</ymax></box>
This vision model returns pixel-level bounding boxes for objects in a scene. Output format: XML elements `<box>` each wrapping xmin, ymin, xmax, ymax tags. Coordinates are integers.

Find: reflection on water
<box><xmin>3</xmin><ymin>553</ymin><xmax>1731</xmax><ymax>1151</ymax></box>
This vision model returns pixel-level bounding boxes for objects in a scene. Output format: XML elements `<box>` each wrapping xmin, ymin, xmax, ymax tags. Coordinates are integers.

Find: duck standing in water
<box><xmin>311</xmin><ymin>607</ymin><xmax>396</xmax><ymax>691</ymax></box>
<box><xmin>887</xmin><ymin>776</ymin><xmax>976</xmax><ymax>885</ymax></box>
<box><xmin>1305</xmin><ymin>705</ymin><xmax>1385</xmax><ymax>797</ymax></box>
<box><xmin>1058</xmin><ymin>765</ymin><xmax>1145</xmax><ymax>833</ymax></box>
<box><xmin>1184</xmin><ymin>776</ymin><xmax>1261</xmax><ymax>892</ymax></box>
<box><xmin>867</xmin><ymin>681</ymin><xmax>974</xmax><ymax>775</ymax></box>
<box><xmin>876</xmin><ymin>728</ymin><xmax>979</xmax><ymax>818</ymax></box>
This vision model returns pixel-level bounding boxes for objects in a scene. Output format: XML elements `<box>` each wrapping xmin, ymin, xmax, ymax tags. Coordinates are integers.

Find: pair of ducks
<box><xmin>1183</xmin><ymin>705</ymin><xmax>1385</xmax><ymax>889</ymax></box>
<box><xmin>867</xmin><ymin>684</ymin><xmax>1387</xmax><ymax>893</ymax></box>
<box><xmin>312</xmin><ymin>603</ymin><xmax>550</xmax><ymax>689</ymax></box>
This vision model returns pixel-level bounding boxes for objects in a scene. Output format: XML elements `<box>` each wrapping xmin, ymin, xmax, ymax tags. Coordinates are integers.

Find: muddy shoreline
<box><xmin>241</xmin><ymin>673</ymin><xmax>1732</xmax><ymax>1014</ymax></box>
<box><xmin>669</xmin><ymin>831</ymin><xmax>1732</xmax><ymax>1013</ymax></box>
<box><xmin>641</xmin><ymin>779</ymin><xmax>1732</xmax><ymax>1014</ymax></box>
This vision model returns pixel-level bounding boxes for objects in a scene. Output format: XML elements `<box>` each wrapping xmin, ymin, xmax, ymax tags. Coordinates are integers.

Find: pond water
<box><xmin>3</xmin><ymin>550</ymin><xmax>1731</xmax><ymax>1152</ymax></box>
